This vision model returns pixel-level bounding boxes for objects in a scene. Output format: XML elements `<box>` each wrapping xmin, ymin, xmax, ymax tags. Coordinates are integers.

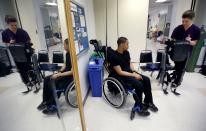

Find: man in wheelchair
<box><xmin>110</xmin><ymin>37</ymin><xmax>158</xmax><ymax>116</ymax></box>
<box><xmin>37</xmin><ymin>38</ymin><xmax>73</xmax><ymax>114</ymax></box>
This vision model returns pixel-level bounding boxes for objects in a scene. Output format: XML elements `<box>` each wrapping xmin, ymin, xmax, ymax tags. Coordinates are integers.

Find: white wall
<box><xmin>94</xmin><ymin>0</ymin><xmax>150</xmax><ymax>62</ymax></box>
<box><xmin>169</xmin><ymin>0</ymin><xmax>193</xmax><ymax>37</ymax></box>
<box><xmin>57</xmin><ymin>0</ymin><xmax>96</xmax><ymax>100</ymax></box>
<box><xmin>194</xmin><ymin>0</ymin><xmax>206</xmax><ymax>27</ymax></box>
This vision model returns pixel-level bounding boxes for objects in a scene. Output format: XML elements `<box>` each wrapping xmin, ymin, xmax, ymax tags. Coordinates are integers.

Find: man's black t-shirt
<box><xmin>110</xmin><ymin>50</ymin><xmax>132</xmax><ymax>75</ymax></box>
<box><xmin>62</xmin><ymin>52</ymin><xmax>72</xmax><ymax>72</ymax></box>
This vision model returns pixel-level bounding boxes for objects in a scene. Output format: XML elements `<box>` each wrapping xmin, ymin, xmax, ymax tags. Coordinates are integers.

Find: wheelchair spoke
<box><xmin>103</xmin><ymin>78</ymin><xmax>125</xmax><ymax>108</ymax></box>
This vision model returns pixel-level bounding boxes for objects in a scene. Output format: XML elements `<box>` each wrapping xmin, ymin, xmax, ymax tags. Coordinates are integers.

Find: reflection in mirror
<box><xmin>0</xmin><ymin>0</ymin><xmax>82</xmax><ymax>131</ymax></box>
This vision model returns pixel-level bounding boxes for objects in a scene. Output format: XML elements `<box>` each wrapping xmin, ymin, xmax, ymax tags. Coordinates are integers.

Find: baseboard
<box><xmin>83</xmin><ymin>86</ymin><xmax>91</xmax><ymax>106</ymax></box>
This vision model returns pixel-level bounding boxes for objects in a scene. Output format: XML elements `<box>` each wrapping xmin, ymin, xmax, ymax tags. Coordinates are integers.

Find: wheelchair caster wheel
<box><xmin>130</xmin><ymin>110</ymin><xmax>135</xmax><ymax>120</ymax></box>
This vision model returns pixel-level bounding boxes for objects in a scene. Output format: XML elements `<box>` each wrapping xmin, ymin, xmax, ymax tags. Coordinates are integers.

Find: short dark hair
<box><xmin>117</xmin><ymin>37</ymin><xmax>128</xmax><ymax>46</ymax></box>
<box><xmin>5</xmin><ymin>15</ymin><xmax>17</xmax><ymax>24</ymax></box>
<box><xmin>64</xmin><ymin>38</ymin><xmax>69</xmax><ymax>45</ymax></box>
<box><xmin>182</xmin><ymin>10</ymin><xmax>195</xmax><ymax>20</ymax></box>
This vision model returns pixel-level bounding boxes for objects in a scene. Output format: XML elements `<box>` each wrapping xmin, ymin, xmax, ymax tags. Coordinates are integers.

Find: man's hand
<box><xmin>10</xmin><ymin>39</ymin><xmax>15</xmax><ymax>44</ymax></box>
<box><xmin>51</xmin><ymin>73</ymin><xmax>61</xmax><ymax>79</ymax></box>
<box><xmin>132</xmin><ymin>72</ymin><xmax>143</xmax><ymax>80</ymax></box>
<box><xmin>185</xmin><ymin>35</ymin><xmax>192</xmax><ymax>44</ymax></box>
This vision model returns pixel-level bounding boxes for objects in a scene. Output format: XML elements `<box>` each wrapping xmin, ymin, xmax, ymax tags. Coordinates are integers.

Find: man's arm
<box><xmin>113</xmin><ymin>66</ymin><xmax>134</xmax><ymax>77</ymax></box>
<box><xmin>113</xmin><ymin>66</ymin><xmax>142</xmax><ymax>80</ymax></box>
<box><xmin>59</xmin><ymin>63</ymin><xmax>66</xmax><ymax>72</ymax></box>
<box><xmin>130</xmin><ymin>62</ymin><xmax>136</xmax><ymax>72</ymax></box>
<box><xmin>52</xmin><ymin>68</ymin><xmax>73</xmax><ymax>79</ymax></box>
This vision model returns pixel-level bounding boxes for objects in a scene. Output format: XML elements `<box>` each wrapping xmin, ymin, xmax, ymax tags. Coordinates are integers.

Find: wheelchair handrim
<box><xmin>103</xmin><ymin>78</ymin><xmax>126</xmax><ymax>108</ymax></box>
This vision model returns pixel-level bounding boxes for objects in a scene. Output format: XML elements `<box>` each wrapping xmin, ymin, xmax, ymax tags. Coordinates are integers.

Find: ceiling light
<box><xmin>45</xmin><ymin>2</ymin><xmax>57</xmax><ymax>6</ymax></box>
<box><xmin>156</xmin><ymin>0</ymin><xmax>167</xmax><ymax>3</ymax></box>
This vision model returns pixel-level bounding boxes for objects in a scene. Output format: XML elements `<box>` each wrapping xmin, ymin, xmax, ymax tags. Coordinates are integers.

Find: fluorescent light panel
<box><xmin>156</xmin><ymin>0</ymin><xmax>167</xmax><ymax>3</ymax></box>
<box><xmin>45</xmin><ymin>2</ymin><xmax>57</xmax><ymax>6</ymax></box>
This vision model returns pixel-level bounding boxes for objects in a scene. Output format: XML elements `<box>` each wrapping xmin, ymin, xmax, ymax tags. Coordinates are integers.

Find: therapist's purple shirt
<box><xmin>171</xmin><ymin>24</ymin><xmax>200</xmax><ymax>41</ymax></box>
<box><xmin>1</xmin><ymin>28</ymin><xmax>30</xmax><ymax>44</ymax></box>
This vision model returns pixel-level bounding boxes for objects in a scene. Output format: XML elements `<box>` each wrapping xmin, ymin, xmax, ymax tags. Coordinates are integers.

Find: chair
<box><xmin>138</xmin><ymin>50</ymin><xmax>153</xmax><ymax>72</ymax></box>
<box><xmin>52</xmin><ymin>51</ymin><xmax>64</xmax><ymax>71</ymax></box>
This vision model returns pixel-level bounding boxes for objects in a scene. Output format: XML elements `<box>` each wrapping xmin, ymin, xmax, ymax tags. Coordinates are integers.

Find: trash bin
<box><xmin>88</xmin><ymin>58</ymin><xmax>104</xmax><ymax>97</ymax></box>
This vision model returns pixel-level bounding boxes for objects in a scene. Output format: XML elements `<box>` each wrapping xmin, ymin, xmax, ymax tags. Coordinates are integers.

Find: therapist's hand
<box><xmin>10</xmin><ymin>39</ymin><xmax>15</xmax><ymax>44</ymax></box>
<box><xmin>185</xmin><ymin>35</ymin><xmax>192</xmax><ymax>43</ymax></box>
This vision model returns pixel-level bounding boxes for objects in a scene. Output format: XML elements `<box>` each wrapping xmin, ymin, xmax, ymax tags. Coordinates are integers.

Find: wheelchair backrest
<box><xmin>8</xmin><ymin>44</ymin><xmax>27</xmax><ymax>62</ymax></box>
<box><xmin>140</xmin><ymin>50</ymin><xmax>153</xmax><ymax>63</ymax></box>
<box><xmin>89</xmin><ymin>39</ymin><xmax>116</xmax><ymax>73</ymax></box>
<box><xmin>170</xmin><ymin>41</ymin><xmax>192</xmax><ymax>62</ymax></box>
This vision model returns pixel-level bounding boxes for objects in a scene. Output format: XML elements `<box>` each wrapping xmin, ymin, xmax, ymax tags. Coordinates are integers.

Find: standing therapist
<box><xmin>171</xmin><ymin>10</ymin><xmax>200</xmax><ymax>87</ymax></box>
<box><xmin>1</xmin><ymin>15</ymin><xmax>32</xmax><ymax>87</ymax></box>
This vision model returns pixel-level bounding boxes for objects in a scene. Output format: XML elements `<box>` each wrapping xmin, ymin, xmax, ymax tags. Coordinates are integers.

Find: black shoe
<box><xmin>132</xmin><ymin>105</ymin><xmax>150</xmax><ymax>117</ymax></box>
<box><xmin>37</xmin><ymin>101</ymin><xmax>47</xmax><ymax>111</ymax></box>
<box><xmin>137</xmin><ymin>109</ymin><xmax>150</xmax><ymax>117</ymax></box>
<box><xmin>147</xmin><ymin>103</ymin><xmax>158</xmax><ymax>112</ymax></box>
<box><xmin>26</xmin><ymin>82</ymin><xmax>34</xmax><ymax>87</ymax></box>
<box><xmin>142</xmin><ymin>103</ymin><xmax>149</xmax><ymax>111</ymax></box>
<box><xmin>42</xmin><ymin>105</ymin><xmax>57</xmax><ymax>115</ymax></box>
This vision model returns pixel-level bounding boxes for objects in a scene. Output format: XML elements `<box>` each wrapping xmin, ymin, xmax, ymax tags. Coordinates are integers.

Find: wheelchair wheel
<box><xmin>65</xmin><ymin>81</ymin><xmax>78</xmax><ymax>108</ymax></box>
<box><xmin>103</xmin><ymin>77</ymin><xmax>126</xmax><ymax>108</ymax></box>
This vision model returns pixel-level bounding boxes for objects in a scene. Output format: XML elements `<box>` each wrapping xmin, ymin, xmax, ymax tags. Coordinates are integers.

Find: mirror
<box><xmin>0</xmin><ymin>0</ymin><xmax>84</xmax><ymax>131</ymax></box>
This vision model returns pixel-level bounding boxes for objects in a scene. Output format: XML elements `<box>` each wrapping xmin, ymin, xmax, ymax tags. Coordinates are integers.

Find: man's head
<box><xmin>5</xmin><ymin>15</ymin><xmax>18</xmax><ymax>32</ymax></box>
<box><xmin>182</xmin><ymin>10</ymin><xmax>195</xmax><ymax>28</ymax></box>
<box><xmin>117</xmin><ymin>37</ymin><xmax>129</xmax><ymax>51</ymax></box>
<box><xmin>64</xmin><ymin>38</ymin><xmax>69</xmax><ymax>52</ymax></box>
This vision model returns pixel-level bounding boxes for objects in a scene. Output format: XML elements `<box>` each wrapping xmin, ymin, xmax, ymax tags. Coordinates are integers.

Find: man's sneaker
<box><xmin>42</xmin><ymin>105</ymin><xmax>57</xmax><ymax>115</ymax></box>
<box><xmin>132</xmin><ymin>105</ymin><xmax>150</xmax><ymax>117</ymax></box>
<box><xmin>137</xmin><ymin>109</ymin><xmax>150</xmax><ymax>116</ymax></box>
<box><xmin>37</xmin><ymin>101</ymin><xmax>47</xmax><ymax>111</ymax></box>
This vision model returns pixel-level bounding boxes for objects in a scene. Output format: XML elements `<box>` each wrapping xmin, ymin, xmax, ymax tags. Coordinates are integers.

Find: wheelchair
<box><xmin>37</xmin><ymin>50</ymin><xmax>78</xmax><ymax>108</ymax></box>
<box><xmin>55</xmin><ymin>81</ymin><xmax>78</xmax><ymax>108</ymax></box>
<box><xmin>8</xmin><ymin>43</ymin><xmax>42</xmax><ymax>94</ymax></box>
<box><xmin>157</xmin><ymin>40</ymin><xmax>192</xmax><ymax>95</ymax></box>
<box><xmin>90</xmin><ymin>40</ymin><xmax>141</xmax><ymax>119</ymax></box>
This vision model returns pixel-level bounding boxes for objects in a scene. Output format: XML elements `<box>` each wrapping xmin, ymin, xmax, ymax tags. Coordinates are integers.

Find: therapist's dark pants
<box><xmin>15</xmin><ymin>62</ymin><xmax>31</xmax><ymax>85</ymax></box>
<box><xmin>174</xmin><ymin>59</ymin><xmax>187</xmax><ymax>85</ymax></box>
<box><xmin>43</xmin><ymin>75</ymin><xmax>73</xmax><ymax>106</ymax></box>
<box><xmin>110</xmin><ymin>73</ymin><xmax>153</xmax><ymax>106</ymax></box>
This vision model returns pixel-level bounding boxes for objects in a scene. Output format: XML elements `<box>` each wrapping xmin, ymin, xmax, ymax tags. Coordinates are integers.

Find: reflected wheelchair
<box><xmin>157</xmin><ymin>40</ymin><xmax>192</xmax><ymax>95</ymax></box>
<box><xmin>37</xmin><ymin>50</ymin><xmax>78</xmax><ymax>108</ymax></box>
<box><xmin>8</xmin><ymin>43</ymin><xmax>42</xmax><ymax>94</ymax></box>
<box><xmin>90</xmin><ymin>40</ymin><xmax>142</xmax><ymax>120</ymax></box>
